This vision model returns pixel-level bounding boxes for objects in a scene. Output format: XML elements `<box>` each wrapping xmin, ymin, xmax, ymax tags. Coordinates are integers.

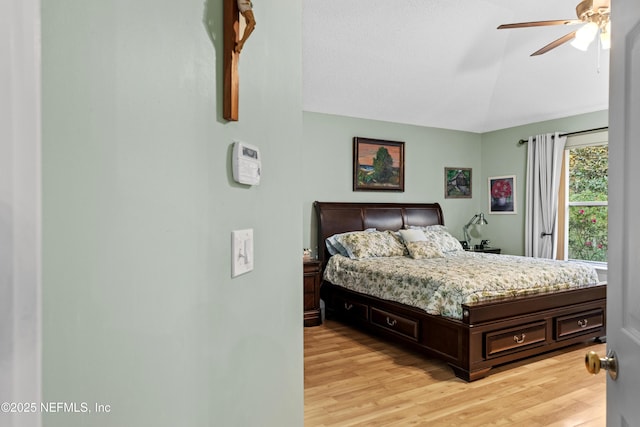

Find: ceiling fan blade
<box><xmin>530</xmin><ymin>30</ymin><xmax>578</xmax><ymax>56</ymax></box>
<box><xmin>498</xmin><ymin>19</ymin><xmax>582</xmax><ymax>29</ymax></box>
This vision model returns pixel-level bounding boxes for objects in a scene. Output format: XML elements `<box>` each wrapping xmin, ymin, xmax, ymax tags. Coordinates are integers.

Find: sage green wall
<box><xmin>480</xmin><ymin>110</ymin><xmax>608</xmax><ymax>255</ymax></box>
<box><xmin>303</xmin><ymin>112</ymin><xmax>483</xmax><ymax>252</ymax></box>
<box><xmin>303</xmin><ymin>110</ymin><xmax>608</xmax><ymax>257</ymax></box>
<box><xmin>42</xmin><ymin>1</ymin><xmax>303</xmax><ymax>426</ymax></box>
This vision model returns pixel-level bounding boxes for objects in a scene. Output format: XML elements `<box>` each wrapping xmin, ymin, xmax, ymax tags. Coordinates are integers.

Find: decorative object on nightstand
<box><xmin>463</xmin><ymin>212</ymin><xmax>488</xmax><ymax>249</ymax></box>
<box><xmin>473</xmin><ymin>239</ymin><xmax>491</xmax><ymax>251</ymax></box>
<box><xmin>303</xmin><ymin>259</ymin><xmax>322</xmax><ymax>327</ymax></box>
<box><xmin>303</xmin><ymin>248</ymin><xmax>313</xmax><ymax>260</ymax></box>
<box><xmin>466</xmin><ymin>239</ymin><xmax>501</xmax><ymax>254</ymax></box>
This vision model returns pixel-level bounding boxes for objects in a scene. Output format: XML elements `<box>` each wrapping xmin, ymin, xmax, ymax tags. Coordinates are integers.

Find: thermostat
<box><xmin>232</xmin><ymin>141</ymin><xmax>261</xmax><ymax>185</ymax></box>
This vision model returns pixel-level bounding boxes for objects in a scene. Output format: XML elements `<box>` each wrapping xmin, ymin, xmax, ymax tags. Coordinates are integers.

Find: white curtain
<box><xmin>525</xmin><ymin>132</ymin><xmax>567</xmax><ymax>258</ymax></box>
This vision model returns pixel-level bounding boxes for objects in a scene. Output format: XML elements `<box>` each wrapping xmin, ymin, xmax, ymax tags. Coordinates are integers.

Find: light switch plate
<box><xmin>231</xmin><ymin>229</ymin><xmax>254</xmax><ymax>277</ymax></box>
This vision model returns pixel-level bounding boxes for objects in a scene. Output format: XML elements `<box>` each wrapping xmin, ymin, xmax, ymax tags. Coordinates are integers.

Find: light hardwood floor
<box><xmin>305</xmin><ymin>320</ymin><xmax>606</xmax><ymax>427</ymax></box>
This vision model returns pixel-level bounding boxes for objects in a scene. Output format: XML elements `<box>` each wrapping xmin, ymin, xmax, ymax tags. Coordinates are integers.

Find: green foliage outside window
<box><xmin>568</xmin><ymin>205</ymin><xmax>607</xmax><ymax>261</ymax></box>
<box><xmin>568</xmin><ymin>145</ymin><xmax>608</xmax><ymax>262</ymax></box>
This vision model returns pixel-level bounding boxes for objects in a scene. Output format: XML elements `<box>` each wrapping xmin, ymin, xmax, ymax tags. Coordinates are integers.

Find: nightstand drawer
<box><xmin>485</xmin><ymin>321</ymin><xmax>546</xmax><ymax>358</ymax></box>
<box><xmin>303</xmin><ymin>262</ymin><xmax>321</xmax><ymax>303</ymax></box>
<box><xmin>370</xmin><ymin>307</ymin><xmax>419</xmax><ymax>341</ymax></box>
<box><xmin>304</xmin><ymin>260</ymin><xmax>321</xmax><ymax>275</ymax></box>
<box><xmin>555</xmin><ymin>309</ymin><xmax>604</xmax><ymax>340</ymax></box>
<box><xmin>334</xmin><ymin>296</ymin><xmax>369</xmax><ymax>321</ymax></box>
<box><xmin>304</xmin><ymin>293</ymin><xmax>316</xmax><ymax>311</ymax></box>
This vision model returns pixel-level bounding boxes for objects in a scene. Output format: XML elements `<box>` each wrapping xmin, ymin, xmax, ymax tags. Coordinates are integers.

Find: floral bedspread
<box><xmin>323</xmin><ymin>252</ymin><xmax>601</xmax><ymax>320</ymax></box>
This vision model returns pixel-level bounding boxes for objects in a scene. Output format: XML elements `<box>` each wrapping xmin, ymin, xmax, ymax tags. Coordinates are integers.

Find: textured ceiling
<box><xmin>302</xmin><ymin>0</ymin><xmax>610</xmax><ymax>133</ymax></box>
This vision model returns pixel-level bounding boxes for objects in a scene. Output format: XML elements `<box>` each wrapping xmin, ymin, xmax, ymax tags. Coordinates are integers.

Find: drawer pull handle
<box><xmin>513</xmin><ymin>333</ymin><xmax>526</xmax><ymax>344</ymax></box>
<box><xmin>578</xmin><ymin>319</ymin><xmax>589</xmax><ymax>328</ymax></box>
<box><xmin>386</xmin><ymin>317</ymin><xmax>397</xmax><ymax>327</ymax></box>
<box><xmin>344</xmin><ymin>303</ymin><xmax>353</xmax><ymax>311</ymax></box>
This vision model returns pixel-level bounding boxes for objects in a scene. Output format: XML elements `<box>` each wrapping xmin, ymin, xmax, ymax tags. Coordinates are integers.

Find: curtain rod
<box><xmin>517</xmin><ymin>126</ymin><xmax>609</xmax><ymax>146</ymax></box>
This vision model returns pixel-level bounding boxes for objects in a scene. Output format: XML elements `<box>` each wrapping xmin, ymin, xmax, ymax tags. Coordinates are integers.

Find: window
<box><xmin>560</xmin><ymin>132</ymin><xmax>608</xmax><ymax>264</ymax></box>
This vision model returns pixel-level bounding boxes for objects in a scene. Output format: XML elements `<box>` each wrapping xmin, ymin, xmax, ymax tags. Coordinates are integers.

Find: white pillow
<box><xmin>399</xmin><ymin>228</ymin><xmax>428</xmax><ymax>243</ymax></box>
<box><xmin>408</xmin><ymin>225</ymin><xmax>463</xmax><ymax>252</ymax></box>
<box><xmin>408</xmin><ymin>224</ymin><xmax>448</xmax><ymax>233</ymax></box>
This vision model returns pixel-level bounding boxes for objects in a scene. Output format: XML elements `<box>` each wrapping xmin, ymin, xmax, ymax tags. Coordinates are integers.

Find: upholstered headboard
<box><xmin>313</xmin><ymin>201</ymin><xmax>444</xmax><ymax>266</ymax></box>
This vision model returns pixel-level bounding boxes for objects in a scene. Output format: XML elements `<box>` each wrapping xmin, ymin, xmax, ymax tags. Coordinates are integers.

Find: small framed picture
<box><xmin>489</xmin><ymin>175</ymin><xmax>516</xmax><ymax>214</ymax></box>
<box><xmin>353</xmin><ymin>137</ymin><xmax>405</xmax><ymax>192</ymax></box>
<box><xmin>444</xmin><ymin>167</ymin><xmax>472</xmax><ymax>198</ymax></box>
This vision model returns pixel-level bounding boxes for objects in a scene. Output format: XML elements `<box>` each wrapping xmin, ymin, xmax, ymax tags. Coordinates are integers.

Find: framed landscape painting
<box><xmin>353</xmin><ymin>137</ymin><xmax>405</xmax><ymax>192</ymax></box>
<box><xmin>445</xmin><ymin>167</ymin><xmax>472</xmax><ymax>198</ymax></box>
<box><xmin>489</xmin><ymin>175</ymin><xmax>516</xmax><ymax>214</ymax></box>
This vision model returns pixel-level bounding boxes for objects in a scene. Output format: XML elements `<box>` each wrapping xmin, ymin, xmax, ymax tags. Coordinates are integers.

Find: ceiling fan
<box><xmin>498</xmin><ymin>0</ymin><xmax>611</xmax><ymax>56</ymax></box>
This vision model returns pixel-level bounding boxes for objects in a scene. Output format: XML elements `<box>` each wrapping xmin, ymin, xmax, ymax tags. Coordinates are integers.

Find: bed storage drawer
<box><xmin>485</xmin><ymin>321</ymin><xmax>546</xmax><ymax>358</ymax></box>
<box><xmin>370</xmin><ymin>307</ymin><xmax>419</xmax><ymax>341</ymax></box>
<box><xmin>555</xmin><ymin>309</ymin><xmax>604</xmax><ymax>340</ymax></box>
<box><xmin>334</xmin><ymin>296</ymin><xmax>369</xmax><ymax>321</ymax></box>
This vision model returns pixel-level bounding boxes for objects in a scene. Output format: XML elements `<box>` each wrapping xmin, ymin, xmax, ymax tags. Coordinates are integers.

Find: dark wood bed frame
<box><xmin>315</xmin><ymin>201</ymin><xmax>606</xmax><ymax>381</ymax></box>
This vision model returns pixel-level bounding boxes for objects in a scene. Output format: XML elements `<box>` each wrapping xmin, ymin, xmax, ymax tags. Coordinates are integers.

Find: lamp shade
<box><xmin>463</xmin><ymin>213</ymin><xmax>488</xmax><ymax>245</ymax></box>
<box><xmin>600</xmin><ymin>21</ymin><xmax>611</xmax><ymax>50</ymax></box>
<box><xmin>476</xmin><ymin>213</ymin><xmax>488</xmax><ymax>225</ymax></box>
<box><xmin>571</xmin><ymin>22</ymin><xmax>599</xmax><ymax>51</ymax></box>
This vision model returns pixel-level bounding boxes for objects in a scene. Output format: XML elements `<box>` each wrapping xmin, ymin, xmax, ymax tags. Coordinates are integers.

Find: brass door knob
<box><xmin>585</xmin><ymin>350</ymin><xmax>618</xmax><ymax>380</ymax></box>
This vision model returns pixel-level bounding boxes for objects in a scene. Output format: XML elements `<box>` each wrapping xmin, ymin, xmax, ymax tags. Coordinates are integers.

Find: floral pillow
<box><xmin>337</xmin><ymin>230</ymin><xmax>407</xmax><ymax>259</ymax></box>
<box><xmin>423</xmin><ymin>228</ymin><xmax>463</xmax><ymax>253</ymax></box>
<box><xmin>390</xmin><ymin>231</ymin><xmax>410</xmax><ymax>256</ymax></box>
<box><xmin>408</xmin><ymin>224</ymin><xmax>448</xmax><ymax>233</ymax></box>
<box><xmin>326</xmin><ymin>228</ymin><xmax>376</xmax><ymax>256</ymax></box>
<box><xmin>405</xmin><ymin>241</ymin><xmax>445</xmax><ymax>259</ymax></box>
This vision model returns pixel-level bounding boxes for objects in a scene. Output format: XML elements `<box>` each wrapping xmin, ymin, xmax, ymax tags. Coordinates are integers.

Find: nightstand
<box><xmin>303</xmin><ymin>259</ymin><xmax>322</xmax><ymax>327</ymax></box>
<box><xmin>468</xmin><ymin>247</ymin><xmax>501</xmax><ymax>254</ymax></box>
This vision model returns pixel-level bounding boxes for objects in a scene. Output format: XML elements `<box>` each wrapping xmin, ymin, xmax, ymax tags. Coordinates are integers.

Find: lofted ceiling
<box><xmin>302</xmin><ymin>0</ymin><xmax>610</xmax><ymax>133</ymax></box>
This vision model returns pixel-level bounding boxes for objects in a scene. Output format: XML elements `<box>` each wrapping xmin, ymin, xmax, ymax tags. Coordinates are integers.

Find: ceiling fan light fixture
<box><xmin>571</xmin><ymin>22</ymin><xmax>599</xmax><ymax>51</ymax></box>
<box><xmin>600</xmin><ymin>21</ymin><xmax>611</xmax><ymax>49</ymax></box>
<box><xmin>496</xmin><ymin>0</ymin><xmax>610</xmax><ymax>55</ymax></box>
